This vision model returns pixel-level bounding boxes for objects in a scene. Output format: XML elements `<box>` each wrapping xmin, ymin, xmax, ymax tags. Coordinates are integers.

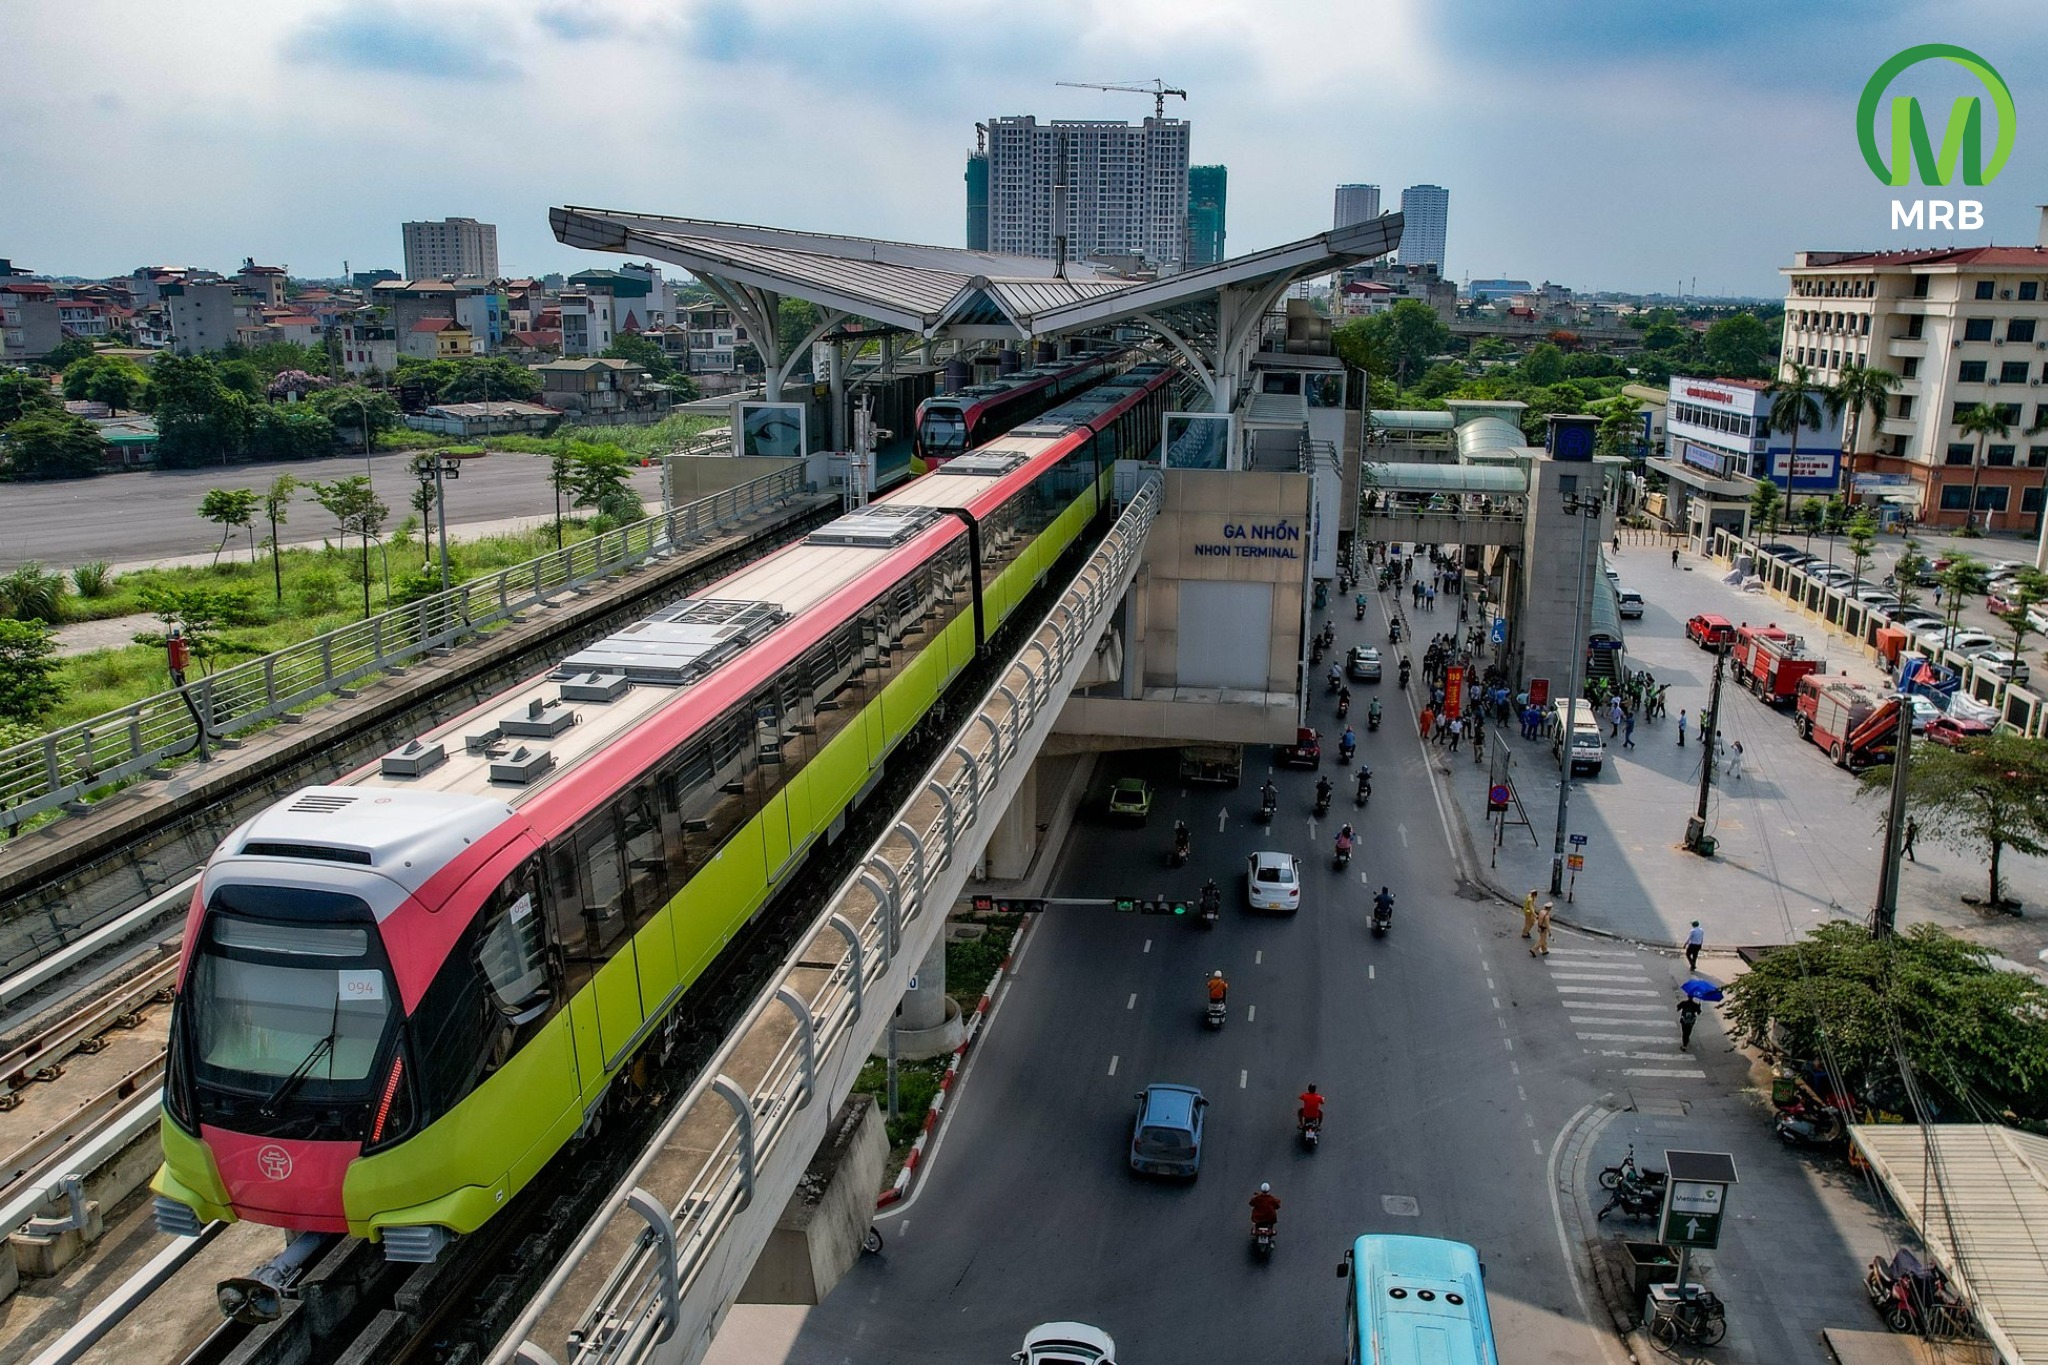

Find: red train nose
<box><xmin>203</xmin><ymin>1127</ymin><xmax>355</xmax><ymax>1233</ymax></box>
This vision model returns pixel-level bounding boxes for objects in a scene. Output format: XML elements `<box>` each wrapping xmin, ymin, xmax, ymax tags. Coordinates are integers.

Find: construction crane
<box><xmin>1055</xmin><ymin>79</ymin><xmax>1187</xmax><ymax>119</ymax></box>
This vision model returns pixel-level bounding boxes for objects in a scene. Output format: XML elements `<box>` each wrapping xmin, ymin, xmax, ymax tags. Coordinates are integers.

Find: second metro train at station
<box><xmin>152</xmin><ymin>361</ymin><xmax>1183</xmax><ymax>1260</ymax></box>
<box><xmin>911</xmin><ymin>348</ymin><xmax>1129</xmax><ymax>473</ymax></box>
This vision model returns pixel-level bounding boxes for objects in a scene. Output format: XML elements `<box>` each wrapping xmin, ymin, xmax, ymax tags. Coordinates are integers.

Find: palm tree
<box><xmin>1826</xmin><ymin>363</ymin><xmax>1901</xmax><ymax>505</ymax></box>
<box><xmin>1954</xmin><ymin>403</ymin><xmax>2011</xmax><ymax>533</ymax></box>
<box><xmin>1767</xmin><ymin>363</ymin><xmax>1824</xmax><ymax>556</ymax></box>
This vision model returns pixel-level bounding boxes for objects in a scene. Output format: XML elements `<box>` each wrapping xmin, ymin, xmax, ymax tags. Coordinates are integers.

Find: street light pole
<box><xmin>1685</xmin><ymin>642</ymin><xmax>1729</xmax><ymax>853</ymax></box>
<box><xmin>1550</xmin><ymin>488</ymin><xmax>1601</xmax><ymax>895</ymax></box>
<box><xmin>433</xmin><ymin>455</ymin><xmax>451</xmax><ymax>591</ymax></box>
<box><xmin>1871</xmin><ymin>700</ymin><xmax>1914</xmax><ymax>938</ymax></box>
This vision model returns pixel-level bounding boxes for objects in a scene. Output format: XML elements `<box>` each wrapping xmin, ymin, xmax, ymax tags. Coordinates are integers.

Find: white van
<box><xmin>1549</xmin><ymin>699</ymin><xmax>1606</xmax><ymax>776</ymax></box>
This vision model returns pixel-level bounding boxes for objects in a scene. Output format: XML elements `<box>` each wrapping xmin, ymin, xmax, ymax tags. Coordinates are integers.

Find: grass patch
<box><xmin>946</xmin><ymin>912</ymin><xmax>1020</xmax><ymax>1007</ymax></box>
<box><xmin>482</xmin><ymin>413</ymin><xmax>723</xmax><ymax>460</ymax></box>
<box><xmin>27</xmin><ymin>520</ymin><xmax>616</xmax><ymax>734</ymax></box>
<box><xmin>851</xmin><ymin>1056</ymin><xmax>951</xmax><ymax>1155</ymax></box>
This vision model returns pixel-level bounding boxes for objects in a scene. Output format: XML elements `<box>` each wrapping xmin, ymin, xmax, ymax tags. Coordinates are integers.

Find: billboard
<box><xmin>736</xmin><ymin>402</ymin><xmax>808</xmax><ymax>459</ymax></box>
<box><xmin>1768</xmin><ymin>448</ymin><xmax>1840</xmax><ymax>492</ymax></box>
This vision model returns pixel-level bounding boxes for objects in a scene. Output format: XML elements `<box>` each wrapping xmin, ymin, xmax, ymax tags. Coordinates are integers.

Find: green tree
<box><xmin>0</xmin><ymin>371</ymin><xmax>60</xmax><ymax>428</ymax></box>
<box><xmin>1469</xmin><ymin>337</ymin><xmax>1516</xmax><ymax>361</ymax></box>
<box><xmin>776</xmin><ymin>296</ymin><xmax>823</xmax><ymax>358</ymax></box>
<box><xmin>198</xmin><ymin>487</ymin><xmax>259</xmax><ymax>566</ymax></box>
<box><xmin>40</xmin><ymin>338</ymin><xmax>96</xmax><ymax>372</ymax></box>
<box><xmin>1701</xmin><ymin>312</ymin><xmax>1772</xmax><ymax>377</ymax></box>
<box><xmin>1519</xmin><ymin>342</ymin><xmax>1565</xmax><ymax>386</ymax></box>
<box><xmin>150</xmin><ymin>354</ymin><xmax>246</xmax><ymax>468</ymax></box>
<box><xmin>1891</xmin><ymin>540</ymin><xmax>1927</xmax><ymax>614</ymax></box>
<box><xmin>1</xmin><ymin>410</ymin><xmax>106</xmax><ymax>480</ymax></box>
<box><xmin>0</xmin><ymin>618</ymin><xmax>63</xmax><ymax>723</ymax></box>
<box><xmin>1641</xmin><ymin>320</ymin><xmax>1690</xmax><ymax>352</ymax></box>
<box><xmin>1723</xmin><ymin>921</ymin><xmax>2048</xmax><ymax>1120</ymax></box>
<box><xmin>1955</xmin><ymin>402</ymin><xmax>2011</xmax><ymax>533</ymax></box>
<box><xmin>307</xmin><ymin>476</ymin><xmax>391</xmax><ymax>617</ymax></box>
<box><xmin>1826</xmin><ymin>363</ymin><xmax>1901</xmax><ymax>501</ymax></box>
<box><xmin>1747</xmin><ymin>477</ymin><xmax>1782</xmax><ymax>543</ymax></box>
<box><xmin>566</xmin><ymin>444</ymin><xmax>645</xmax><ymax>524</ymax></box>
<box><xmin>261</xmin><ymin>474</ymin><xmax>298</xmax><ymax>604</ymax></box>
<box><xmin>1993</xmin><ymin>568</ymin><xmax>2048</xmax><ymax>668</ymax></box>
<box><xmin>1845</xmin><ymin>508</ymin><xmax>1877</xmax><ymax>589</ymax></box>
<box><xmin>306</xmin><ymin>385</ymin><xmax>402</xmax><ymax>452</ymax></box>
<box><xmin>248</xmin><ymin>404</ymin><xmax>336</xmax><ymax>461</ymax></box>
<box><xmin>132</xmin><ymin>585</ymin><xmax>260</xmax><ymax>675</ymax></box>
<box><xmin>1332</xmin><ymin>317</ymin><xmax>1392</xmax><ymax>378</ymax></box>
<box><xmin>215</xmin><ymin>359</ymin><xmax>265</xmax><ymax>399</ymax></box>
<box><xmin>438</xmin><ymin>356</ymin><xmax>541</xmax><ymax>404</ymax></box>
<box><xmin>62</xmin><ymin>355</ymin><xmax>149</xmax><ymax>411</ymax></box>
<box><xmin>1593</xmin><ymin>394</ymin><xmax>1641</xmax><ymax>460</ymax></box>
<box><xmin>600</xmin><ymin>331</ymin><xmax>675</xmax><ymax>381</ymax></box>
<box><xmin>1871</xmin><ymin>732</ymin><xmax>2048</xmax><ymax>911</ymax></box>
<box><xmin>1411</xmin><ymin>361</ymin><xmax>1466</xmax><ymax>400</ymax></box>
<box><xmin>1765</xmin><ymin>363</ymin><xmax>1823</xmax><ymax>509</ymax></box>
<box><xmin>1936</xmin><ymin>553</ymin><xmax>1989</xmax><ymax>633</ymax></box>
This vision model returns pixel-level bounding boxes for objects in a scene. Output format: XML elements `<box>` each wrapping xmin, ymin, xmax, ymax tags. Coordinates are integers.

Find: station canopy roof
<box><xmin>1362</xmin><ymin>462</ymin><xmax>1529</xmax><ymax>494</ymax></box>
<box><xmin>549</xmin><ymin>206</ymin><xmax>1402</xmax><ymax>344</ymax></box>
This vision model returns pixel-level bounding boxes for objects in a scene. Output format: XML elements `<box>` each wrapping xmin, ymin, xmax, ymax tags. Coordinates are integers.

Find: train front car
<box><xmin>154</xmin><ymin>786</ymin><xmax>539</xmax><ymax>1262</ymax></box>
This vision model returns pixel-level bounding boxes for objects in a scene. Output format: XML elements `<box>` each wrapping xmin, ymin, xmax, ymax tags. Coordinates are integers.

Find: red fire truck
<box><xmin>1794</xmin><ymin>676</ymin><xmax>1899</xmax><ymax>768</ymax></box>
<box><xmin>1733</xmin><ymin>625</ymin><xmax>1822</xmax><ymax>705</ymax></box>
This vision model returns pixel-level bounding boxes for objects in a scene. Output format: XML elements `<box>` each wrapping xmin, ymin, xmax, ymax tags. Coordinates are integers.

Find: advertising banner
<box><xmin>1444</xmin><ymin>664</ymin><xmax>1465</xmax><ymax>719</ymax></box>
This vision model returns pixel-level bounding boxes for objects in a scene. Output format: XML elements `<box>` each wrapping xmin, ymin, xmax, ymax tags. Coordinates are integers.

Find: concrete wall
<box><xmin>735</xmin><ymin>1096</ymin><xmax>887</xmax><ymax>1306</ymax></box>
<box><xmin>1142</xmin><ymin>469</ymin><xmax>1310</xmax><ymax>695</ymax></box>
<box><xmin>1514</xmin><ymin>456</ymin><xmax>1617</xmax><ymax>696</ymax></box>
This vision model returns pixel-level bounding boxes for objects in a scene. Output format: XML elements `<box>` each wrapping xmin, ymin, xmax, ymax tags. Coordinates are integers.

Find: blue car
<box><xmin>1129</xmin><ymin>1083</ymin><xmax>1207</xmax><ymax>1179</ymax></box>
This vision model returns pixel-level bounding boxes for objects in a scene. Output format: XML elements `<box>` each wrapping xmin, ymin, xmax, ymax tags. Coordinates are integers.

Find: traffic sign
<box><xmin>1491</xmin><ymin>617</ymin><xmax>1507</xmax><ymax>645</ymax></box>
<box><xmin>1487</xmin><ymin>783</ymin><xmax>1510</xmax><ymax>812</ymax></box>
<box><xmin>1567</xmin><ymin>854</ymin><xmax>1584</xmax><ymax>871</ymax></box>
<box><xmin>1570</xmin><ymin>833</ymin><xmax>1588</xmax><ymax>846</ymax></box>
<box><xmin>1658</xmin><ymin>1151</ymin><xmax>1738</xmax><ymax>1250</ymax></box>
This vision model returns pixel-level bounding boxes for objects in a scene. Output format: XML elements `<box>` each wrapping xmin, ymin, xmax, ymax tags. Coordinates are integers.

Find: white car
<box><xmin>1617</xmin><ymin>589</ymin><xmax>1645</xmax><ymax>619</ymax></box>
<box><xmin>1895</xmin><ymin>614</ymin><xmax>1946</xmax><ymax>634</ymax></box>
<box><xmin>1938</xmin><ymin>628</ymin><xmax>1999</xmax><ymax>655</ymax></box>
<box><xmin>2028</xmin><ymin>605</ymin><xmax>2048</xmax><ymax>635</ymax></box>
<box><xmin>1016</xmin><ymin>1322</ymin><xmax>1117</xmax><ymax>1365</ymax></box>
<box><xmin>1852</xmin><ymin>585</ymin><xmax>1898</xmax><ymax>605</ymax></box>
<box><xmin>1246</xmin><ymin>850</ymin><xmax>1302</xmax><ymax>913</ymax></box>
<box><xmin>1971</xmin><ymin>648</ymin><xmax>2031</xmax><ymax>684</ymax></box>
<box><xmin>1898</xmin><ymin>694</ymin><xmax>1942</xmax><ymax>733</ymax></box>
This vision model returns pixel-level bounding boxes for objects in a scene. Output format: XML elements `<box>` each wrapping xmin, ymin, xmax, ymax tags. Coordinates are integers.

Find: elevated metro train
<box><xmin>911</xmin><ymin>349</ymin><xmax>1128</xmax><ymax>473</ymax></box>
<box><xmin>152</xmin><ymin>362</ymin><xmax>1183</xmax><ymax>1260</ymax></box>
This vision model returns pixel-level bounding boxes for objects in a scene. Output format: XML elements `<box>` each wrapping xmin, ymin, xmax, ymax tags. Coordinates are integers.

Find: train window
<box><xmin>544</xmin><ymin>843</ymin><xmax>594</xmax><ymax>994</ymax></box>
<box><xmin>570</xmin><ymin>817</ymin><xmax>631</xmax><ymax>961</ymax></box>
<box><xmin>619</xmin><ymin>783</ymin><xmax>666</xmax><ymax>924</ymax></box>
<box><xmin>475</xmin><ymin>866</ymin><xmax>550</xmax><ymax>1024</ymax></box>
<box><xmin>409</xmin><ymin>913</ymin><xmax>500</xmax><ymax>1120</ymax></box>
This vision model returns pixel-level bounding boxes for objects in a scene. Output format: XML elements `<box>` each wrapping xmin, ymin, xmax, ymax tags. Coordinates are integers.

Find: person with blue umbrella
<box><xmin>1678</xmin><ymin>977</ymin><xmax>1724</xmax><ymax>1050</ymax></box>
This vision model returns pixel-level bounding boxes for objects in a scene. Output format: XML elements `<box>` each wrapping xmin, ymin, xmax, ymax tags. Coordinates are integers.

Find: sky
<box><xmin>4</xmin><ymin>0</ymin><xmax>2047</xmax><ymax>296</ymax></box>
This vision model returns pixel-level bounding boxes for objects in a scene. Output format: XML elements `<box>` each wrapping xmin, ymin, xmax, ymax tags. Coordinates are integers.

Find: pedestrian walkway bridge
<box><xmin>1358</xmin><ymin>461</ymin><xmax>1529</xmax><ymax>548</ymax></box>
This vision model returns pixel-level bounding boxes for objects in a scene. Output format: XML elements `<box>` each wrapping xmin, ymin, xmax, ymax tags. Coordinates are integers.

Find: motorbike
<box><xmin>1355</xmin><ymin>600</ymin><xmax>1366</xmax><ymax>620</ymax></box>
<box><xmin>1367</xmin><ymin>701</ymin><xmax>1381</xmax><ymax>732</ymax></box>
<box><xmin>1250</xmin><ymin>1220</ymin><xmax>1277</xmax><ymax>1260</ymax></box>
<box><xmin>1389</xmin><ymin>619</ymin><xmax>1402</xmax><ymax>644</ymax></box>
<box><xmin>1310</xmin><ymin>639</ymin><xmax>1325</xmax><ymax>666</ymax></box>
<box><xmin>1333</xmin><ymin>836</ymin><xmax>1353</xmax><ymax>871</ymax></box>
<box><xmin>1338</xmin><ymin>735</ymin><xmax>1356</xmax><ymax>765</ymax></box>
<box><xmin>1326</xmin><ymin>671</ymin><xmax>1343</xmax><ymax>695</ymax></box>
<box><xmin>1256</xmin><ymin>790</ymin><xmax>1278</xmax><ymax>824</ymax></box>
<box><xmin>1775</xmin><ymin>1099</ymin><xmax>1846</xmax><ymax>1148</ymax></box>
<box><xmin>1371</xmin><ymin>898</ymin><xmax>1392</xmax><ymax>936</ymax></box>
<box><xmin>1168</xmin><ymin>829</ymin><xmax>1191</xmax><ymax>868</ymax></box>
<box><xmin>1398</xmin><ymin>663</ymin><xmax>1412</xmax><ymax>689</ymax></box>
<box><xmin>1595</xmin><ymin>1174</ymin><xmax>1661</xmax><ymax>1222</ymax></box>
<box><xmin>1598</xmin><ymin>1144</ymin><xmax>1666</xmax><ymax>1192</ymax></box>
<box><xmin>1299</xmin><ymin>1115</ymin><xmax>1321</xmax><ymax>1152</ymax></box>
<box><xmin>1199</xmin><ymin>885</ymin><xmax>1221</xmax><ymax>928</ymax></box>
<box><xmin>1337</xmin><ymin>694</ymin><xmax>1350</xmax><ymax>720</ymax></box>
<box><xmin>1314</xmin><ymin>788</ymin><xmax>1332</xmax><ymax>818</ymax></box>
<box><xmin>1866</xmin><ymin>1248</ymin><xmax>1966</xmax><ymax>1335</ymax></box>
<box><xmin>1205</xmin><ymin>998</ymin><xmax>1226</xmax><ymax>1031</ymax></box>
<box><xmin>1356</xmin><ymin>770</ymin><xmax>1372</xmax><ymax>808</ymax></box>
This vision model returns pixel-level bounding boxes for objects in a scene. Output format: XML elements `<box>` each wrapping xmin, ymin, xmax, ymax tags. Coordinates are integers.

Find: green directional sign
<box><xmin>1659</xmin><ymin>1178</ymin><xmax>1729</xmax><ymax>1249</ymax></box>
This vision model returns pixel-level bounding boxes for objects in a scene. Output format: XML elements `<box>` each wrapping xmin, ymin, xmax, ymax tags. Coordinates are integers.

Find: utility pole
<box><xmin>1685</xmin><ymin>643</ymin><xmax>1728</xmax><ymax>854</ymax></box>
<box><xmin>1550</xmin><ymin>487</ymin><xmax>1601</xmax><ymax>895</ymax></box>
<box><xmin>1871</xmin><ymin>700</ymin><xmax>1914</xmax><ymax>937</ymax></box>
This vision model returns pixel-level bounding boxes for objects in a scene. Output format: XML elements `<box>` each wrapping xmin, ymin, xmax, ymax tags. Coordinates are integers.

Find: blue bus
<box><xmin>1338</xmin><ymin>1234</ymin><xmax>1501</xmax><ymax>1365</ymax></box>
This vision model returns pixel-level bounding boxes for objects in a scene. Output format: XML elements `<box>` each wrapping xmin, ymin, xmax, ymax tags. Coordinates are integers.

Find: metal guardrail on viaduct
<box><xmin>0</xmin><ymin>466</ymin><xmax>807</xmax><ymax>836</ymax></box>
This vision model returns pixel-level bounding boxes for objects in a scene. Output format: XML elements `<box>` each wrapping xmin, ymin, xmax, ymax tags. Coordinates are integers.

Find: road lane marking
<box><xmin>1503</xmin><ymin>1038</ymin><xmax>1514</xmax><ymax>1051</ymax></box>
<box><xmin>1487</xmin><ymin>977</ymin><xmax>1496</xmax><ymax>990</ymax></box>
<box><xmin>1531</xmin><ymin>1137</ymin><xmax>1543</xmax><ymax>1155</ymax></box>
<box><xmin>1255</xmin><ymin>950</ymin><xmax>1263</xmax><ymax>965</ymax></box>
<box><xmin>1398</xmin><ymin>823</ymin><xmax>1409</xmax><ymax>847</ymax></box>
<box><xmin>1510</xmin><ymin>1061</ymin><xmax>1520</xmax><ymax>1075</ymax></box>
<box><xmin>1566</xmin><ymin>1005</ymin><xmax>1663</xmax><ymax>1014</ymax></box>
<box><xmin>1518</xmin><ymin>1085</ymin><xmax>1528</xmax><ymax>1102</ymax></box>
<box><xmin>1143</xmin><ymin>939</ymin><xmax>1151</xmax><ymax>953</ymax></box>
<box><xmin>1126</xmin><ymin>993</ymin><xmax>1136</xmax><ymax>1010</ymax></box>
<box><xmin>1577</xmin><ymin>1032</ymin><xmax>1674</xmax><ymax>1041</ymax></box>
<box><xmin>1217</xmin><ymin>810</ymin><xmax>1228</xmax><ymax>833</ymax></box>
<box><xmin>1492</xmin><ymin>997</ymin><xmax>1500</xmax><ymax>1010</ymax></box>
<box><xmin>1550</xmin><ymin>971</ymin><xmax>1650</xmax><ymax>980</ymax></box>
<box><xmin>1239</xmin><ymin>1070</ymin><xmax>1248</xmax><ymax>1089</ymax></box>
<box><xmin>1368</xmin><ymin>964</ymin><xmax>1375</xmax><ymax>979</ymax></box>
<box><xmin>1542</xmin><ymin>948</ymin><xmax>1639</xmax><ymax>958</ymax></box>
<box><xmin>1107</xmin><ymin>1055</ymin><xmax>1119</xmax><ymax>1075</ymax></box>
<box><xmin>1624</xmin><ymin>1067</ymin><xmax>1706</xmax><ymax>1078</ymax></box>
<box><xmin>1554</xmin><ymin>985</ymin><xmax>1661</xmax><ymax>996</ymax></box>
<box><xmin>1247</xmin><ymin>1005</ymin><xmax>1256</xmax><ymax>1022</ymax></box>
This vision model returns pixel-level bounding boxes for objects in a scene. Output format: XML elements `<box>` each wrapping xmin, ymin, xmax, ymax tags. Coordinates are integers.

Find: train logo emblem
<box><xmin>257</xmin><ymin>1145</ymin><xmax>294</xmax><ymax>1180</ymax></box>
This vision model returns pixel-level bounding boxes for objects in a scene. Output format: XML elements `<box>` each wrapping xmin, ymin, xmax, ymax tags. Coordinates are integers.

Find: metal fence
<box><xmin>1</xmin><ymin>467</ymin><xmax>809</xmax><ymax>835</ymax></box>
<box><xmin>490</xmin><ymin>477</ymin><xmax>1163</xmax><ymax>1365</ymax></box>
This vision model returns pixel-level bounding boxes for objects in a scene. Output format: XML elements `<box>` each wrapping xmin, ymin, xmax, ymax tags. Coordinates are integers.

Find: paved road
<box><xmin>0</xmin><ymin>449</ymin><xmax>665</xmax><ymax>572</ymax></box>
<box><xmin>784</xmin><ymin>599</ymin><xmax>1633</xmax><ymax>1365</ymax></box>
<box><xmin>763</xmin><ymin>588</ymin><xmax>1897</xmax><ymax>1365</ymax></box>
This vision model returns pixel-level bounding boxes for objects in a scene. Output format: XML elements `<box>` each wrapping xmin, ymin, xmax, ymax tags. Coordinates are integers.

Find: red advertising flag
<box><xmin>1528</xmin><ymin>677</ymin><xmax>1551</xmax><ymax>708</ymax></box>
<box><xmin>1444</xmin><ymin>665</ymin><xmax>1465</xmax><ymax>719</ymax></box>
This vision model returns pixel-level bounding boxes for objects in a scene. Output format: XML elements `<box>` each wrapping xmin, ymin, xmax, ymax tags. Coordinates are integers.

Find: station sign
<box><xmin>1658</xmin><ymin>1150</ymin><xmax>1739</xmax><ymax>1249</ymax></box>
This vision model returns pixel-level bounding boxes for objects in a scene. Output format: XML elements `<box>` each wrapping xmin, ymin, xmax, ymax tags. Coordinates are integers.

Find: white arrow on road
<box><xmin>1307</xmin><ymin>817</ymin><xmax>1318</xmax><ymax>839</ymax></box>
<box><xmin>1217</xmin><ymin>809</ymin><xmax>1229</xmax><ymax>834</ymax></box>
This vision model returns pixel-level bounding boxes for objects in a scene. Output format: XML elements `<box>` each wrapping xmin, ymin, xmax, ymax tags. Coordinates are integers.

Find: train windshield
<box><xmin>182</xmin><ymin>884</ymin><xmax>397</xmax><ymax>1132</ymax></box>
<box><xmin>919</xmin><ymin>405</ymin><xmax>968</xmax><ymax>458</ymax></box>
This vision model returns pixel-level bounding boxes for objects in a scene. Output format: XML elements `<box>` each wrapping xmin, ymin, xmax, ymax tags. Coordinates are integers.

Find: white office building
<box><xmin>985</xmin><ymin>115</ymin><xmax>1190</xmax><ymax>270</ymax></box>
<box><xmin>1334</xmin><ymin>184</ymin><xmax>1381</xmax><ymax>229</ymax></box>
<box><xmin>401</xmin><ymin>217</ymin><xmax>500</xmax><ymax>281</ymax></box>
<box><xmin>1397</xmin><ymin>185</ymin><xmax>1449</xmax><ymax>272</ymax></box>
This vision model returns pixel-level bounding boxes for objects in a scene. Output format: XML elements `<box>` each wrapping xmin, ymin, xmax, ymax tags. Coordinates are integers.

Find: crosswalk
<box><xmin>1540</xmin><ymin>947</ymin><xmax>1705</xmax><ymax>1081</ymax></box>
